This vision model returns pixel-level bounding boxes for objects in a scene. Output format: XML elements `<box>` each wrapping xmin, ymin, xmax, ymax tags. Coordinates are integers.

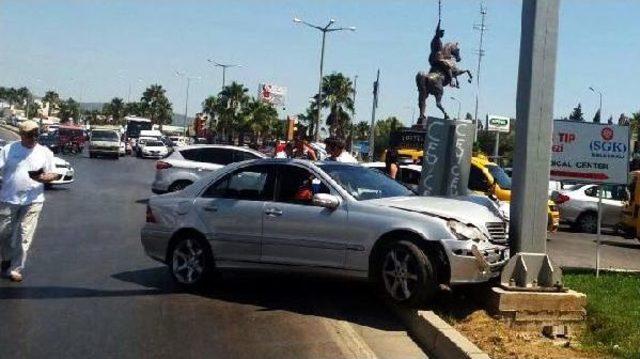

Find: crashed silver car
<box><xmin>141</xmin><ymin>159</ymin><xmax>509</xmax><ymax>305</ymax></box>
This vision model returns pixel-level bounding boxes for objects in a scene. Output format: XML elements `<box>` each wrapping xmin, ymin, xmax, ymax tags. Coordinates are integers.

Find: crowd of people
<box><xmin>273</xmin><ymin>136</ymin><xmax>358</xmax><ymax>163</ymax></box>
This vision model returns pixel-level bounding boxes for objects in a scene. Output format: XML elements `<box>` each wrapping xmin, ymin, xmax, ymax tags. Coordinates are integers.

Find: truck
<box><xmin>89</xmin><ymin>127</ymin><xmax>121</xmax><ymax>159</ymax></box>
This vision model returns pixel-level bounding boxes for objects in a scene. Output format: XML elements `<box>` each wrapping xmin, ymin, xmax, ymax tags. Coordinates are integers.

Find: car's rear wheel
<box><xmin>376</xmin><ymin>240</ymin><xmax>437</xmax><ymax>307</ymax></box>
<box><xmin>169</xmin><ymin>236</ymin><xmax>213</xmax><ymax>287</ymax></box>
<box><xmin>577</xmin><ymin>212</ymin><xmax>598</xmax><ymax>233</ymax></box>
<box><xmin>168</xmin><ymin>181</ymin><xmax>192</xmax><ymax>192</ymax></box>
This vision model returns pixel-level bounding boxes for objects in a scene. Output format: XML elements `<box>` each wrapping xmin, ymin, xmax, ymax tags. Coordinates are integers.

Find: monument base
<box><xmin>485</xmin><ymin>287</ymin><xmax>586</xmax><ymax>326</ymax></box>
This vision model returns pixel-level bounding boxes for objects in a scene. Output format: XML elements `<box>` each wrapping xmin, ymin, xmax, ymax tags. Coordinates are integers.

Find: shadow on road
<box><xmin>0</xmin><ymin>286</ymin><xmax>168</xmax><ymax>300</ymax></box>
<box><xmin>112</xmin><ymin>266</ymin><xmax>407</xmax><ymax>331</ymax></box>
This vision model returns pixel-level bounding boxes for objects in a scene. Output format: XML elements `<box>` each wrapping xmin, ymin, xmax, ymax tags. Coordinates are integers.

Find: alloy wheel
<box><xmin>381</xmin><ymin>247</ymin><xmax>420</xmax><ymax>301</ymax></box>
<box><xmin>172</xmin><ymin>238</ymin><xmax>205</xmax><ymax>284</ymax></box>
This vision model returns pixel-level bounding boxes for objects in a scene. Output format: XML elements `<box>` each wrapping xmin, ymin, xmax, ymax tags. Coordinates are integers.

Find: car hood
<box><xmin>366</xmin><ymin>196</ymin><xmax>503</xmax><ymax>227</ymax></box>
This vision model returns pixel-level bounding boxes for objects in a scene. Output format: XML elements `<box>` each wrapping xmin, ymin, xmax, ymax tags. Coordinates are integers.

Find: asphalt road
<box><xmin>0</xmin><ymin>129</ymin><xmax>426</xmax><ymax>359</ymax></box>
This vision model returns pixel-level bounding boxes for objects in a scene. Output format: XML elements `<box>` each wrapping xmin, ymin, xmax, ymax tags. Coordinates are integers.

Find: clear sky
<box><xmin>1</xmin><ymin>0</ymin><xmax>638</xmax><ymax>126</ymax></box>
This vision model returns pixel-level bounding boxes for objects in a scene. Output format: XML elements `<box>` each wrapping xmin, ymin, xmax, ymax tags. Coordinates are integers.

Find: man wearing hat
<box><xmin>0</xmin><ymin>120</ymin><xmax>60</xmax><ymax>282</ymax></box>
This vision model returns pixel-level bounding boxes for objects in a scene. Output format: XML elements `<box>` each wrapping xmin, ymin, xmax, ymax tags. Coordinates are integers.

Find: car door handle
<box><xmin>203</xmin><ymin>205</ymin><xmax>218</xmax><ymax>212</ymax></box>
<box><xmin>264</xmin><ymin>208</ymin><xmax>283</xmax><ymax>217</ymax></box>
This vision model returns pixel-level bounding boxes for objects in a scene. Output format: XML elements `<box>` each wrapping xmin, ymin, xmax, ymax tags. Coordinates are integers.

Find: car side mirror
<box><xmin>312</xmin><ymin>193</ymin><xmax>340</xmax><ymax>210</ymax></box>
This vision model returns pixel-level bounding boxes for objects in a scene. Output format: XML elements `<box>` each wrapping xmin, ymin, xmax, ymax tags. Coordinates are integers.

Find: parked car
<box><xmin>552</xmin><ymin>184</ymin><xmax>627</xmax><ymax>233</ymax></box>
<box><xmin>139</xmin><ymin>140</ymin><xmax>169</xmax><ymax>159</ymax></box>
<box><xmin>151</xmin><ymin>144</ymin><xmax>265</xmax><ymax>193</ymax></box>
<box><xmin>141</xmin><ymin>159</ymin><xmax>509</xmax><ymax>305</ymax></box>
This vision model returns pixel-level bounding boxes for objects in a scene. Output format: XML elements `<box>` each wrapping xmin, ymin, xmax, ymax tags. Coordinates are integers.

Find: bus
<box><xmin>125</xmin><ymin>116</ymin><xmax>152</xmax><ymax>139</ymax></box>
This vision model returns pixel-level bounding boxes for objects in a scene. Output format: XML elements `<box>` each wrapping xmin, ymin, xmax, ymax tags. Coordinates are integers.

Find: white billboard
<box><xmin>487</xmin><ymin>115</ymin><xmax>511</xmax><ymax>133</ymax></box>
<box><xmin>550</xmin><ymin>120</ymin><xmax>630</xmax><ymax>184</ymax></box>
<box><xmin>258</xmin><ymin>84</ymin><xmax>287</xmax><ymax>106</ymax></box>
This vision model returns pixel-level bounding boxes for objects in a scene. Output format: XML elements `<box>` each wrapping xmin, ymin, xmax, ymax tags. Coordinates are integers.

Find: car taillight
<box><xmin>146</xmin><ymin>205</ymin><xmax>156</xmax><ymax>223</ymax></box>
<box><xmin>555</xmin><ymin>193</ymin><xmax>570</xmax><ymax>204</ymax></box>
<box><xmin>156</xmin><ymin>161</ymin><xmax>172</xmax><ymax>170</ymax></box>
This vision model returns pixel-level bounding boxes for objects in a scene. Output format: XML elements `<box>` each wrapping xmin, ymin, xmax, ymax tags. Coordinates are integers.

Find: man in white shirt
<box><xmin>325</xmin><ymin>137</ymin><xmax>358</xmax><ymax>163</ymax></box>
<box><xmin>0</xmin><ymin>120</ymin><xmax>60</xmax><ymax>282</ymax></box>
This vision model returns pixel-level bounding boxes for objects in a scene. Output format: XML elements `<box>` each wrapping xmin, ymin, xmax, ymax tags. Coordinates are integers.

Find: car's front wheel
<box><xmin>169</xmin><ymin>236</ymin><xmax>213</xmax><ymax>288</ymax></box>
<box><xmin>377</xmin><ymin>240</ymin><xmax>437</xmax><ymax>307</ymax></box>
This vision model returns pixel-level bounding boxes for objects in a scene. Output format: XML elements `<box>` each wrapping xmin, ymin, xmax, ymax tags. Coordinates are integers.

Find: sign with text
<box><xmin>487</xmin><ymin>115</ymin><xmax>511</xmax><ymax>133</ymax></box>
<box><xmin>418</xmin><ymin>118</ymin><xmax>475</xmax><ymax>196</ymax></box>
<box><xmin>550</xmin><ymin>120</ymin><xmax>630</xmax><ymax>184</ymax></box>
<box><xmin>258</xmin><ymin>84</ymin><xmax>287</xmax><ymax>106</ymax></box>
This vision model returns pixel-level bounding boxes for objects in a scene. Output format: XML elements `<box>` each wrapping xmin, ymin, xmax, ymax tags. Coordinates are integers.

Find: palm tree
<box><xmin>354</xmin><ymin>121</ymin><xmax>370</xmax><ymax>140</ymax></box>
<box><xmin>374</xmin><ymin>116</ymin><xmax>403</xmax><ymax>157</ymax></box>
<box><xmin>102</xmin><ymin>97</ymin><xmax>126</xmax><ymax>124</ymax></box>
<box><xmin>125</xmin><ymin>101</ymin><xmax>145</xmax><ymax>117</ymax></box>
<box><xmin>141</xmin><ymin>84</ymin><xmax>173</xmax><ymax>130</ymax></box>
<box><xmin>241</xmin><ymin>99</ymin><xmax>279</xmax><ymax>142</ymax></box>
<box><xmin>42</xmin><ymin>90</ymin><xmax>61</xmax><ymax>116</ymax></box>
<box><xmin>321</xmin><ymin>73</ymin><xmax>355</xmax><ymax>138</ymax></box>
<box><xmin>217</xmin><ymin>82</ymin><xmax>249</xmax><ymax>140</ymax></box>
<box><xmin>58</xmin><ymin>98</ymin><xmax>81</xmax><ymax>123</ymax></box>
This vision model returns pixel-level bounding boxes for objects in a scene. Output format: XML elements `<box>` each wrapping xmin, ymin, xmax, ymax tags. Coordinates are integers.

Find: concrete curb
<box><xmin>389</xmin><ymin>306</ymin><xmax>490</xmax><ymax>359</ymax></box>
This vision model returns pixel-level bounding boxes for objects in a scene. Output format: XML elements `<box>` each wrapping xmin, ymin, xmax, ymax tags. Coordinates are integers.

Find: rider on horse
<box><xmin>428</xmin><ymin>20</ymin><xmax>456</xmax><ymax>87</ymax></box>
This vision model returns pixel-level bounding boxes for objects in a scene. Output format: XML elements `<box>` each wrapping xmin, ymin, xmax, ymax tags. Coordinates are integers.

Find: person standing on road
<box><xmin>385</xmin><ymin>147</ymin><xmax>400</xmax><ymax>179</ymax></box>
<box><xmin>325</xmin><ymin>137</ymin><xmax>358</xmax><ymax>163</ymax></box>
<box><xmin>0</xmin><ymin>121</ymin><xmax>60</xmax><ymax>282</ymax></box>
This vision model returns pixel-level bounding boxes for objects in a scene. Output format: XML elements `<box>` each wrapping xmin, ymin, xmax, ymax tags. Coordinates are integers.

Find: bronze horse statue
<box><xmin>416</xmin><ymin>42</ymin><xmax>472</xmax><ymax>123</ymax></box>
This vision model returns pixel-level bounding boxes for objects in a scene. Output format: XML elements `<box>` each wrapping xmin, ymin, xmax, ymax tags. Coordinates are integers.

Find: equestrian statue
<box><xmin>416</xmin><ymin>20</ymin><xmax>473</xmax><ymax>124</ymax></box>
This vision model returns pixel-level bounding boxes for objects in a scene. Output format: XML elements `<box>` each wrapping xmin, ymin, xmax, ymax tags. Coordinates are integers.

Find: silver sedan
<box><xmin>141</xmin><ymin>159</ymin><xmax>509</xmax><ymax>305</ymax></box>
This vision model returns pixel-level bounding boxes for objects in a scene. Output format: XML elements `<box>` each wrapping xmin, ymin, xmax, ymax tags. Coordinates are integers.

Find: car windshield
<box><xmin>318</xmin><ymin>163</ymin><xmax>414</xmax><ymax>200</ymax></box>
<box><xmin>146</xmin><ymin>141</ymin><xmax>164</xmax><ymax>147</ymax></box>
<box><xmin>487</xmin><ymin>165</ymin><xmax>512</xmax><ymax>190</ymax></box>
<box><xmin>92</xmin><ymin>131</ymin><xmax>119</xmax><ymax>141</ymax></box>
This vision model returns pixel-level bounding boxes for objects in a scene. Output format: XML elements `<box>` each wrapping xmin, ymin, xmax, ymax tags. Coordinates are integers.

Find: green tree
<box><xmin>592</xmin><ymin>109</ymin><xmax>601</xmax><ymax>123</ymax></box>
<box><xmin>102</xmin><ymin>97</ymin><xmax>126</xmax><ymax>123</ymax></box>
<box><xmin>569</xmin><ymin>103</ymin><xmax>585</xmax><ymax>121</ymax></box>
<box><xmin>216</xmin><ymin>82</ymin><xmax>250</xmax><ymax>140</ymax></box>
<box><xmin>58</xmin><ymin>98</ymin><xmax>81</xmax><ymax>123</ymax></box>
<box><xmin>42</xmin><ymin>90</ymin><xmax>61</xmax><ymax>116</ymax></box>
<box><xmin>241</xmin><ymin>98</ymin><xmax>279</xmax><ymax>142</ymax></box>
<box><xmin>125</xmin><ymin>101</ymin><xmax>145</xmax><ymax>117</ymax></box>
<box><xmin>27</xmin><ymin>102</ymin><xmax>41</xmax><ymax>119</ymax></box>
<box><xmin>141</xmin><ymin>85</ymin><xmax>173</xmax><ymax>130</ymax></box>
<box><xmin>296</xmin><ymin>97</ymin><xmax>319</xmax><ymax>138</ymax></box>
<box><xmin>354</xmin><ymin>121</ymin><xmax>370</xmax><ymax>140</ymax></box>
<box><xmin>630</xmin><ymin>112</ymin><xmax>640</xmax><ymax>142</ymax></box>
<box><xmin>321</xmin><ymin>73</ymin><xmax>355</xmax><ymax>138</ymax></box>
<box><xmin>374</xmin><ymin>116</ymin><xmax>403</xmax><ymax>158</ymax></box>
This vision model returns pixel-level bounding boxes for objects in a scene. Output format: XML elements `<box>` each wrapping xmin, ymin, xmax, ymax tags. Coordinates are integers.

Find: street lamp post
<box><xmin>589</xmin><ymin>86</ymin><xmax>603</xmax><ymax>123</ymax></box>
<box><xmin>208</xmin><ymin>59</ymin><xmax>241</xmax><ymax>90</ymax></box>
<box><xmin>293</xmin><ymin>17</ymin><xmax>355</xmax><ymax>141</ymax></box>
<box><xmin>176</xmin><ymin>71</ymin><xmax>201</xmax><ymax>136</ymax></box>
<box><xmin>450</xmin><ymin>96</ymin><xmax>462</xmax><ymax>121</ymax></box>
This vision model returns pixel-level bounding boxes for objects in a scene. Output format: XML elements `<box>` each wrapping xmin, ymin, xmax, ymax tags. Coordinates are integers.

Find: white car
<box><xmin>552</xmin><ymin>184</ymin><xmax>626</xmax><ymax>233</ymax></box>
<box><xmin>152</xmin><ymin>145</ymin><xmax>265</xmax><ymax>193</ymax></box>
<box><xmin>139</xmin><ymin>140</ymin><xmax>169</xmax><ymax>159</ymax></box>
<box><xmin>50</xmin><ymin>157</ymin><xmax>75</xmax><ymax>185</ymax></box>
<box><xmin>169</xmin><ymin>136</ymin><xmax>189</xmax><ymax>147</ymax></box>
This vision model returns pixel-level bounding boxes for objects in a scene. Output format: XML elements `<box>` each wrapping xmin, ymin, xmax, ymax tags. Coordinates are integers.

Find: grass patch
<box><xmin>564</xmin><ymin>270</ymin><xmax>640</xmax><ymax>358</ymax></box>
